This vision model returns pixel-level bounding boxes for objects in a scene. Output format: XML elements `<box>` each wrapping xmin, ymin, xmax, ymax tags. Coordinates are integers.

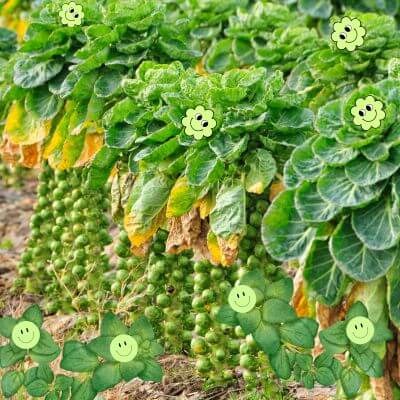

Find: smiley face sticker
<box><xmin>182</xmin><ymin>106</ymin><xmax>217</xmax><ymax>140</ymax></box>
<box><xmin>351</xmin><ymin>96</ymin><xmax>386</xmax><ymax>131</ymax></box>
<box><xmin>346</xmin><ymin>316</ymin><xmax>375</xmax><ymax>345</ymax></box>
<box><xmin>11</xmin><ymin>321</ymin><xmax>41</xmax><ymax>350</ymax></box>
<box><xmin>110</xmin><ymin>334</ymin><xmax>139</xmax><ymax>363</ymax></box>
<box><xmin>228</xmin><ymin>285</ymin><xmax>257</xmax><ymax>314</ymax></box>
<box><xmin>331</xmin><ymin>17</ymin><xmax>366</xmax><ymax>51</ymax></box>
<box><xmin>59</xmin><ymin>1</ymin><xmax>84</xmax><ymax>27</ymax></box>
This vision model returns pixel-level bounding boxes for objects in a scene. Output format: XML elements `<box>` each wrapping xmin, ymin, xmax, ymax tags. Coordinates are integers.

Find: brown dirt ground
<box><xmin>0</xmin><ymin>175</ymin><xmax>335</xmax><ymax>400</ymax></box>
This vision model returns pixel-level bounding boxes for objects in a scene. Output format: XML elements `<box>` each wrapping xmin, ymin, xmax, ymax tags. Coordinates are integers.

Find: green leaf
<box><xmin>262</xmin><ymin>190</ymin><xmax>317</xmax><ymax>261</ymax></box>
<box><xmin>70</xmin><ymin>379</ymin><xmax>97</xmax><ymax>400</ymax></box>
<box><xmin>105</xmin><ymin>123</ymin><xmax>137</xmax><ymax>149</ymax></box>
<box><xmin>317</xmin><ymin>168</ymin><xmax>383</xmax><ymax>208</ymax></box>
<box><xmin>315</xmin><ymin>99</ymin><xmax>342</xmax><ymax>138</ymax></box>
<box><xmin>0</xmin><ymin>344</ymin><xmax>26</xmax><ymax>367</ymax></box>
<box><xmin>0</xmin><ymin>316</ymin><xmax>17</xmax><ymax>338</ymax></box>
<box><xmin>30</xmin><ymin>330</ymin><xmax>60</xmax><ymax>363</ymax></box>
<box><xmin>136</xmin><ymin>138</ymin><xmax>181</xmax><ymax>163</ymax></box>
<box><xmin>1</xmin><ymin>371</ymin><xmax>24</xmax><ymax>398</ymax></box>
<box><xmin>37</xmin><ymin>364</ymin><xmax>54</xmax><ymax>384</ymax></box>
<box><xmin>87</xmin><ymin>147</ymin><xmax>120</xmax><ymax>190</ymax></box>
<box><xmin>304</xmin><ymin>240</ymin><xmax>346</xmax><ymax>306</ymax></box>
<box><xmin>291</xmin><ymin>138</ymin><xmax>324</xmax><ymax>181</ymax></box>
<box><xmin>26</xmin><ymin>379</ymin><xmax>49</xmax><ymax>397</ymax></box>
<box><xmin>350</xmin><ymin>346</ymin><xmax>382</xmax><ymax>377</ymax></box>
<box><xmin>54</xmin><ymin>375</ymin><xmax>73</xmax><ymax>392</ymax></box>
<box><xmin>210</xmin><ymin>180</ymin><xmax>246</xmax><ymax>240</ymax></box>
<box><xmin>280</xmin><ymin>319</ymin><xmax>316</xmax><ymax>349</ymax></box>
<box><xmin>138</xmin><ymin>359</ymin><xmax>163</xmax><ymax>382</ymax></box>
<box><xmin>120</xmin><ymin>360</ymin><xmax>145</xmax><ymax>382</ymax></box>
<box><xmin>312</xmin><ymin>136</ymin><xmax>358</xmax><ymax>166</ymax></box>
<box><xmin>315</xmin><ymin>367</ymin><xmax>337</xmax><ymax>386</ymax></box>
<box><xmin>14</xmin><ymin>59</ymin><xmax>63</xmax><ymax>88</ymax></box>
<box><xmin>205</xmin><ymin>38</ymin><xmax>237</xmax><ymax>73</ymax></box>
<box><xmin>244</xmin><ymin>149</ymin><xmax>276</xmax><ymax>194</ymax></box>
<box><xmin>22</xmin><ymin>305</ymin><xmax>43</xmax><ymax>327</ymax></box>
<box><xmin>92</xmin><ymin>362</ymin><xmax>122</xmax><ymax>392</ymax></box>
<box><xmin>215</xmin><ymin>304</ymin><xmax>239</xmax><ymax>326</ymax></box>
<box><xmin>270</xmin><ymin>347</ymin><xmax>291</xmax><ymax>380</ymax></box>
<box><xmin>25</xmin><ymin>87</ymin><xmax>62</xmax><ymax>120</ymax></box>
<box><xmin>345</xmin><ymin>146</ymin><xmax>400</xmax><ymax>186</ymax></box>
<box><xmin>352</xmin><ymin>198</ymin><xmax>400</xmax><ymax>250</ymax></box>
<box><xmin>330</xmin><ymin>218</ymin><xmax>398</xmax><ymax>282</ymax></box>
<box><xmin>387</xmin><ymin>264</ymin><xmax>400</xmax><ymax>328</ymax></box>
<box><xmin>185</xmin><ymin>147</ymin><xmax>224</xmax><ymax>186</ymax></box>
<box><xmin>340</xmin><ymin>368</ymin><xmax>362</xmax><ymax>398</ymax></box>
<box><xmin>239</xmin><ymin>269</ymin><xmax>267</xmax><ymax>293</ymax></box>
<box><xmin>61</xmin><ymin>341</ymin><xmax>100</xmax><ymax>372</ymax></box>
<box><xmin>263</xmin><ymin>299</ymin><xmax>297</xmax><ymax>324</ymax></box>
<box><xmin>295</xmin><ymin>181</ymin><xmax>341</xmax><ymax>223</ymax></box>
<box><xmin>265</xmin><ymin>278</ymin><xmax>293</xmax><ymax>303</ymax></box>
<box><xmin>101</xmin><ymin>312</ymin><xmax>128</xmax><ymax>337</ymax></box>
<box><xmin>94</xmin><ymin>70</ymin><xmax>122</xmax><ymax>98</ymax></box>
<box><xmin>209</xmin><ymin>134</ymin><xmax>248</xmax><ymax>162</ymax></box>
<box><xmin>130</xmin><ymin>316</ymin><xmax>155</xmax><ymax>341</ymax></box>
<box><xmin>319</xmin><ymin>321</ymin><xmax>348</xmax><ymax>354</ymax></box>
<box><xmin>252</xmin><ymin>322</ymin><xmax>281</xmax><ymax>356</ymax></box>
<box><xmin>361</xmin><ymin>142</ymin><xmax>389</xmax><ymax>162</ymax></box>
<box><xmin>237</xmin><ymin>309</ymin><xmax>262</xmax><ymax>335</ymax></box>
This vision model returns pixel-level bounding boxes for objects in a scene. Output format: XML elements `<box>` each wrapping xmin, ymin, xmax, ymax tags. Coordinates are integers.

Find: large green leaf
<box><xmin>270</xmin><ymin>347</ymin><xmax>291</xmax><ymax>380</ymax></box>
<box><xmin>295</xmin><ymin>181</ymin><xmax>341</xmax><ymax>222</ymax></box>
<box><xmin>387</xmin><ymin>264</ymin><xmax>400</xmax><ymax>329</ymax></box>
<box><xmin>262</xmin><ymin>190</ymin><xmax>317</xmax><ymax>261</ymax></box>
<box><xmin>60</xmin><ymin>341</ymin><xmax>99</xmax><ymax>373</ymax></box>
<box><xmin>244</xmin><ymin>149</ymin><xmax>276</xmax><ymax>194</ymax></box>
<box><xmin>304</xmin><ymin>240</ymin><xmax>346</xmax><ymax>306</ymax></box>
<box><xmin>312</xmin><ymin>137</ymin><xmax>358</xmax><ymax>166</ymax></box>
<box><xmin>210</xmin><ymin>180</ymin><xmax>246</xmax><ymax>239</ymax></box>
<box><xmin>352</xmin><ymin>198</ymin><xmax>400</xmax><ymax>250</ymax></box>
<box><xmin>330</xmin><ymin>218</ymin><xmax>398</xmax><ymax>282</ymax></box>
<box><xmin>340</xmin><ymin>368</ymin><xmax>362</xmax><ymax>398</ymax></box>
<box><xmin>315</xmin><ymin>99</ymin><xmax>342</xmax><ymax>138</ymax></box>
<box><xmin>252</xmin><ymin>322</ymin><xmax>281</xmax><ymax>356</ymax></box>
<box><xmin>92</xmin><ymin>362</ymin><xmax>122</xmax><ymax>392</ymax></box>
<box><xmin>14</xmin><ymin>59</ymin><xmax>63</xmax><ymax>88</ymax></box>
<box><xmin>298</xmin><ymin>0</ymin><xmax>333</xmax><ymax>18</ymax></box>
<box><xmin>317</xmin><ymin>167</ymin><xmax>383</xmax><ymax>207</ymax></box>
<box><xmin>1</xmin><ymin>371</ymin><xmax>24</xmax><ymax>398</ymax></box>
<box><xmin>291</xmin><ymin>138</ymin><xmax>324</xmax><ymax>180</ymax></box>
<box><xmin>345</xmin><ymin>146</ymin><xmax>400</xmax><ymax>186</ymax></box>
<box><xmin>87</xmin><ymin>147</ymin><xmax>120</xmax><ymax>190</ymax></box>
<box><xmin>263</xmin><ymin>299</ymin><xmax>297</xmax><ymax>324</ymax></box>
<box><xmin>185</xmin><ymin>147</ymin><xmax>224</xmax><ymax>186</ymax></box>
<box><xmin>280</xmin><ymin>319</ymin><xmax>316</xmax><ymax>349</ymax></box>
<box><xmin>25</xmin><ymin>87</ymin><xmax>63</xmax><ymax>120</ymax></box>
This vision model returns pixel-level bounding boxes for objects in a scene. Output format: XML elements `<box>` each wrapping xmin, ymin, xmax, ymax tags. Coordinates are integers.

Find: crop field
<box><xmin>1</xmin><ymin>0</ymin><xmax>400</xmax><ymax>399</ymax></box>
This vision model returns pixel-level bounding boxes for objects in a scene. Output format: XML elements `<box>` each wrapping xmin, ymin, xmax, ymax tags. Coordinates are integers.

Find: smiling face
<box><xmin>346</xmin><ymin>316</ymin><xmax>375</xmax><ymax>345</ymax></box>
<box><xmin>182</xmin><ymin>106</ymin><xmax>217</xmax><ymax>140</ymax></box>
<box><xmin>228</xmin><ymin>285</ymin><xmax>257</xmax><ymax>314</ymax></box>
<box><xmin>11</xmin><ymin>321</ymin><xmax>41</xmax><ymax>350</ymax></box>
<box><xmin>110</xmin><ymin>334</ymin><xmax>138</xmax><ymax>363</ymax></box>
<box><xmin>351</xmin><ymin>96</ymin><xmax>386</xmax><ymax>131</ymax></box>
<box><xmin>59</xmin><ymin>2</ymin><xmax>84</xmax><ymax>27</ymax></box>
<box><xmin>331</xmin><ymin>17</ymin><xmax>366</xmax><ymax>51</ymax></box>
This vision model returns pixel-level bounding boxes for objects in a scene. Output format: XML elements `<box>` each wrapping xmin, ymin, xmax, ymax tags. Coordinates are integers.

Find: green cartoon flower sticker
<box><xmin>59</xmin><ymin>1</ymin><xmax>84</xmax><ymax>27</ymax></box>
<box><xmin>0</xmin><ymin>305</ymin><xmax>60</xmax><ymax>368</ymax></box>
<box><xmin>331</xmin><ymin>16</ymin><xmax>366</xmax><ymax>51</ymax></box>
<box><xmin>351</xmin><ymin>96</ymin><xmax>386</xmax><ymax>131</ymax></box>
<box><xmin>182</xmin><ymin>105</ymin><xmax>216</xmax><ymax>140</ymax></box>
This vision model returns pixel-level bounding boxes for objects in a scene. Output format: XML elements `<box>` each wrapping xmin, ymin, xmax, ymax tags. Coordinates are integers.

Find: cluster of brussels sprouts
<box><xmin>15</xmin><ymin>165</ymin><xmax>112</xmax><ymax>315</ymax></box>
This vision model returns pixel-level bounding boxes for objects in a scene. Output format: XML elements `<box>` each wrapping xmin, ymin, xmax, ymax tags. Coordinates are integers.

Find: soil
<box><xmin>0</xmin><ymin>175</ymin><xmax>336</xmax><ymax>400</ymax></box>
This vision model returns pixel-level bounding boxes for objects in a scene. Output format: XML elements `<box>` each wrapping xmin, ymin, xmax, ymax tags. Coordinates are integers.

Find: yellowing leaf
<box><xmin>74</xmin><ymin>133</ymin><xmax>103</xmax><ymax>167</ymax></box>
<box><xmin>196</xmin><ymin>192</ymin><xmax>214</xmax><ymax>219</ymax></box>
<box><xmin>124</xmin><ymin>208</ymin><xmax>165</xmax><ymax>247</ymax></box>
<box><xmin>57</xmin><ymin>132</ymin><xmax>86</xmax><ymax>170</ymax></box>
<box><xmin>195</xmin><ymin>58</ymin><xmax>209</xmax><ymax>76</ymax></box>
<box><xmin>207</xmin><ymin>231</ymin><xmax>223</xmax><ymax>265</ymax></box>
<box><xmin>4</xmin><ymin>102</ymin><xmax>51</xmax><ymax>145</ymax></box>
<box><xmin>20</xmin><ymin>143</ymin><xmax>41</xmax><ymax>168</ymax></box>
<box><xmin>166</xmin><ymin>176</ymin><xmax>199</xmax><ymax>218</ymax></box>
<box><xmin>16</xmin><ymin>18</ymin><xmax>28</xmax><ymax>42</ymax></box>
<box><xmin>269</xmin><ymin>181</ymin><xmax>285</xmax><ymax>202</ymax></box>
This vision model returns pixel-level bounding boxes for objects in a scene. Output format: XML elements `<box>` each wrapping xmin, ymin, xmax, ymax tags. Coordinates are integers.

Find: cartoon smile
<box><xmin>190</xmin><ymin>119</ymin><xmax>204</xmax><ymax>132</ymax></box>
<box><xmin>352</xmin><ymin>328</ymin><xmax>368</xmax><ymax>339</ymax></box>
<box><xmin>228</xmin><ymin>285</ymin><xmax>257</xmax><ymax>314</ymax></box>
<box><xmin>17</xmin><ymin>332</ymin><xmax>34</xmax><ymax>344</ymax></box>
<box><xmin>115</xmin><ymin>344</ymin><xmax>133</xmax><ymax>358</ymax></box>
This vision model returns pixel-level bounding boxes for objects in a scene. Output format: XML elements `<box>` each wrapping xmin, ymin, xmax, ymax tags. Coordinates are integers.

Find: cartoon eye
<box><xmin>236</xmin><ymin>293</ymin><xmax>240</xmax><ymax>298</ymax></box>
<box><xmin>339</xmin><ymin>33</ymin><xmax>346</xmax><ymax>40</ymax></box>
<box><xmin>20</xmin><ymin>329</ymin><xmax>23</xmax><ymax>334</ymax></box>
<box><xmin>119</xmin><ymin>343</ymin><xmax>122</xmax><ymax>348</ymax></box>
<box><xmin>70</xmin><ymin>8</ymin><xmax>75</xmax><ymax>13</ymax></box>
<box><xmin>124</xmin><ymin>341</ymin><xmax>127</xmax><ymax>346</ymax></box>
<box><xmin>366</xmin><ymin>104</ymin><xmax>373</xmax><ymax>111</ymax></box>
<box><xmin>360</xmin><ymin>323</ymin><xmax>363</xmax><ymax>328</ymax></box>
<box><xmin>75</xmin><ymin>14</ymin><xmax>79</xmax><ymax>18</ymax></box>
<box><xmin>242</xmin><ymin>291</ymin><xmax>245</xmax><ymax>296</ymax></box>
<box><xmin>355</xmin><ymin>325</ymin><xmax>358</xmax><ymax>330</ymax></box>
<box><xmin>196</xmin><ymin>114</ymin><xmax>202</xmax><ymax>121</ymax></box>
<box><xmin>26</xmin><ymin>328</ymin><xmax>29</xmax><ymax>333</ymax></box>
<box><xmin>344</xmin><ymin>25</ymin><xmax>351</xmax><ymax>32</ymax></box>
<box><xmin>202</xmin><ymin>121</ymin><xmax>209</xmax><ymax>128</ymax></box>
<box><xmin>358</xmin><ymin>110</ymin><xmax>365</xmax><ymax>117</ymax></box>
